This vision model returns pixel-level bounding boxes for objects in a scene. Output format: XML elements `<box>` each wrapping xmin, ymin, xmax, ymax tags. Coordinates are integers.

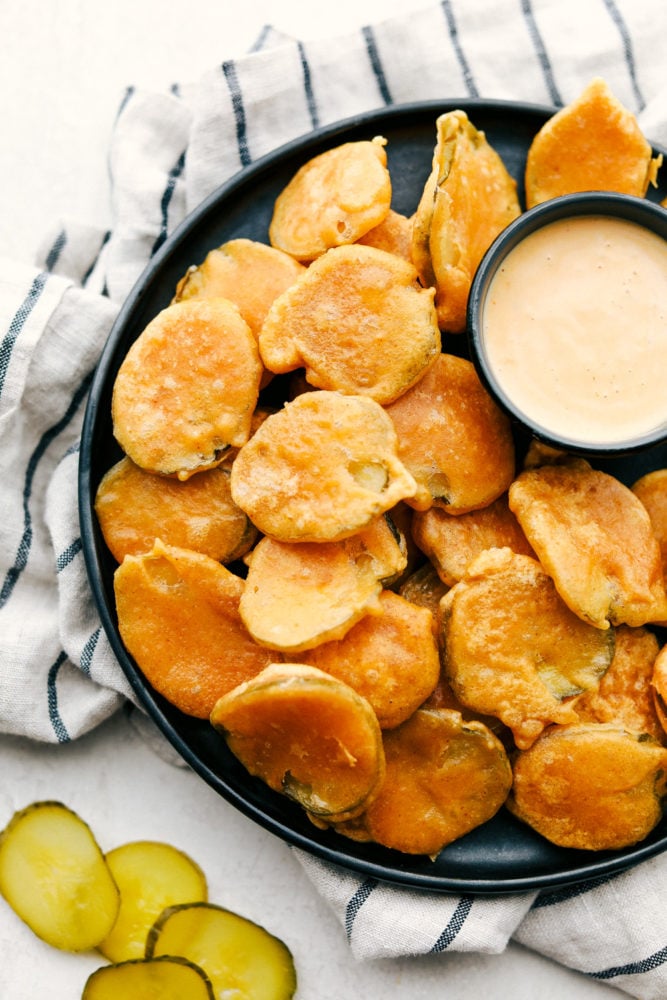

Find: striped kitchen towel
<box><xmin>2</xmin><ymin>1</ymin><xmax>667</xmax><ymax>995</ymax></box>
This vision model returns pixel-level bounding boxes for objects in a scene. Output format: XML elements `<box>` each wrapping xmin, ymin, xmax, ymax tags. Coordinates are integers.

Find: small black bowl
<box><xmin>467</xmin><ymin>191</ymin><xmax>667</xmax><ymax>457</ymax></box>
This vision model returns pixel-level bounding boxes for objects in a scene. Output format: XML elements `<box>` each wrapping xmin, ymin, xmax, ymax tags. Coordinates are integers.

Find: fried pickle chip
<box><xmin>633</xmin><ymin>468</ymin><xmax>667</xmax><ymax>576</ymax></box>
<box><xmin>268</xmin><ymin>137</ymin><xmax>392</xmax><ymax>262</ymax></box>
<box><xmin>398</xmin><ymin>562</ymin><xmax>449</xmax><ymax>624</ymax></box>
<box><xmin>95</xmin><ymin>458</ymin><xmax>256</xmax><ymax>564</ymax></box>
<box><xmin>114</xmin><ymin>540</ymin><xmax>276</xmax><ymax>718</ymax></box>
<box><xmin>211</xmin><ymin>663</ymin><xmax>385</xmax><ymax>823</ymax></box>
<box><xmin>239</xmin><ymin>518</ymin><xmax>406</xmax><ymax>653</ymax></box>
<box><xmin>296</xmin><ymin>590</ymin><xmax>440</xmax><ymax>729</ymax></box>
<box><xmin>507</xmin><ymin>723</ymin><xmax>667</xmax><ymax>850</ymax></box>
<box><xmin>230</xmin><ymin>390</ymin><xmax>417</xmax><ymax>542</ymax></box>
<box><xmin>412</xmin><ymin>494</ymin><xmax>534</xmax><ymax>586</ymax></box>
<box><xmin>575</xmin><ymin>625</ymin><xmax>664</xmax><ymax>742</ymax></box>
<box><xmin>258</xmin><ymin>244</ymin><xmax>440</xmax><ymax>405</ymax></box>
<box><xmin>651</xmin><ymin>643</ymin><xmax>667</xmax><ymax>736</ymax></box>
<box><xmin>412</xmin><ymin>110</ymin><xmax>520</xmax><ymax>333</ymax></box>
<box><xmin>337</xmin><ymin>708</ymin><xmax>512</xmax><ymax>856</ymax></box>
<box><xmin>173</xmin><ymin>238</ymin><xmax>306</xmax><ymax>338</ymax></box>
<box><xmin>509</xmin><ymin>459</ymin><xmax>667</xmax><ymax>630</ymax></box>
<box><xmin>440</xmin><ymin>548</ymin><xmax>615</xmax><ymax>748</ymax></box>
<box><xmin>112</xmin><ymin>299</ymin><xmax>262</xmax><ymax>480</ymax></box>
<box><xmin>385</xmin><ymin>353</ymin><xmax>515</xmax><ymax>513</ymax></box>
<box><xmin>357</xmin><ymin>209</ymin><xmax>414</xmax><ymax>262</ymax></box>
<box><xmin>525</xmin><ymin>78</ymin><xmax>662</xmax><ymax>208</ymax></box>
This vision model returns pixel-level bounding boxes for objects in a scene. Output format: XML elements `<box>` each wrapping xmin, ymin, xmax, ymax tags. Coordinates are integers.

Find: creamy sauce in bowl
<box><xmin>480</xmin><ymin>214</ymin><xmax>667</xmax><ymax>447</ymax></box>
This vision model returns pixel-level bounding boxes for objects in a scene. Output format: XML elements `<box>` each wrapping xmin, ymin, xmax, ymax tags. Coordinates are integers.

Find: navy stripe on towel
<box><xmin>0</xmin><ymin>370</ymin><xmax>94</xmax><ymax>610</ymax></box>
<box><xmin>519</xmin><ymin>0</ymin><xmax>562</xmax><ymax>105</ymax></box>
<box><xmin>440</xmin><ymin>0</ymin><xmax>479</xmax><ymax>97</ymax></box>
<box><xmin>222</xmin><ymin>60</ymin><xmax>252</xmax><ymax>167</ymax></box>
<box><xmin>601</xmin><ymin>0</ymin><xmax>645</xmax><ymax>110</ymax></box>
<box><xmin>0</xmin><ymin>271</ymin><xmax>49</xmax><ymax>400</ymax></box>
<box><xmin>345</xmin><ymin>878</ymin><xmax>378</xmax><ymax>940</ymax></box>
<box><xmin>362</xmin><ymin>26</ymin><xmax>393</xmax><ymax>105</ymax></box>
<box><xmin>152</xmin><ymin>150</ymin><xmax>186</xmax><ymax>255</ymax></box>
<box><xmin>431</xmin><ymin>896</ymin><xmax>474</xmax><ymax>952</ymax></box>
<box><xmin>297</xmin><ymin>41</ymin><xmax>320</xmax><ymax>130</ymax></box>
<box><xmin>590</xmin><ymin>944</ymin><xmax>667</xmax><ymax>981</ymax></box>
<box><xmin>47</xmin><ymin>651</ymin><xmax>71</xmax><ymax>743</ymax></box>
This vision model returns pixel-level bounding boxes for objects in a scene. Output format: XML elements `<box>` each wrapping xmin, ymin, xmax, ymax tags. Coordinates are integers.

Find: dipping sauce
<box><xmin>481</xmin><ymin>214</ymin><xmax>667</xmax><ymax>446</ymax></box>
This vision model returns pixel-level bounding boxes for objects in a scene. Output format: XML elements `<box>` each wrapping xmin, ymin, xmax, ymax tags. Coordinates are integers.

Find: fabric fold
<box><xmin>3</xmin><ymin>1</ymin><xmax>667</xmax><ymax>994</ymax></box>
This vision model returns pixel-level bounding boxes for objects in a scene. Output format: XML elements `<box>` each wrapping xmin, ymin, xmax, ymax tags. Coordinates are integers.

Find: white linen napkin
<box><xmin>2</xmin><ymin>1</ymin><xmax>667</xmax><ymax>996</ymax></box>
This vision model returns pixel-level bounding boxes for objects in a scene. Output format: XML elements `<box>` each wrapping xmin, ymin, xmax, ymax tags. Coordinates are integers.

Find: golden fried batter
<box><xmin>259</xmin><ymin>244</ymin><xmax>440</xmax><ymax>404</ymax></box>
<box><xmin>230</xmin><ymin>390</ymin><xmax>417</xmax><ymax>542</ymax></box>
<box><xmin>269</xmin><ymin>137</ymin><xmax>392</xmax><ymax>262</ymax></box>
<box><xmin>508</xmin><ymin>723</ymin><xmax>667</xmax><ymax>850</ymax></box>
<box><xmin>95</xmin><ymin>458</ymin><xmax>256</xmax><ymax>564</ymax></box>
<box><xmin>112</xmin><ymin>299</ymin><xmax>262</xmax><ymax>479</ymax></box>
<box><xmin>114</xmin><ymin>540</ymin><xmax>275</xmax><ymax>718</ymax></box>
<box><xmin>633</xmin><ymin>468</ymin><xmax>667</xmax><ymax>577</ymax></box>
<box><xmin>525</xmin><ymin>78</ymin><xmax>662</xmax><ymax>208</ymax></box>
<box><xmin>509</xmin><ymin>459</ymin><xmax>667</xmax><ymax>629</ymax></box>
<box><xmin>440</xmin><ymin>548</ymin><xmax>615</xmax><ymax>748</ymax></box>
<box><xmin>385</xmin><ymin>353</ymin><xmax>515</xmax><ymax>513</ymax></box>
<box><xmin>412</xmin><ymin>110</ymin><xmax>520</xmax><ymax>332</ymax></box>
<box><xmin>575</xmin><ymin>625</ymin><xmax>664</xmax><ymax>742</ymax></box>
<box><xmin>412</xmin><ymin>493</ymin><xmax>533</xmax><ymax>586</ymax></box>
<box><xmin>296</xmin><ymin>590</ymin><xmax>440</xmax><ymax>729</ymax></box>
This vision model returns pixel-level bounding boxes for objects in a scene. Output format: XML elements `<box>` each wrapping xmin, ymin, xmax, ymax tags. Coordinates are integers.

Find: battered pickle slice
<box><xmin>525</xmin><ymin>77</ymin><xmax>662</xmax><ymax>208</ymax></box>
<box><xmin>112</xmin><ymin>299</ymin><xmax>262</xmax><ymax>479</ymax></box>
<box><xmin>651</xmin><ymin>644</ymin><xmax>667</xmax><ymax>736</ymax></box>
<box><xmin>296</xmin><ymin>590</ymin><xmax>440</xmax><ymax>729</ymax></box>
<box><xmin>268</xmin><ymin>136</ymin><xmax>392</xmax><ymax>262</ymax></box>
<box><xmin>95</xmin><ymin>458</ymin><xmax>256</xmax><ymax>564</ymax></box>
<box><xmin>440</xmin><ymin>548</ymin><xmax>615</xmax><ymax>748</ymax></box>
<box><xmin>575</xmin><ymin>625</ymin><xmax>664</xmax><ymax>743</ymax></box>
<box><xmin>385</xmin><ymin>354</ymin><xmax>515</xmax><ymax>513</ymax></box>
<box><xmin>412</xmin><ymin>494</ymin><xmax>534</xmax><ymax>586</ymax></box>
<box><xmin>230</xmin><ymin>390</ymin><xmax>417</xmax><ymax>542</ymax></box>
<box><xmin>239</xmin><ymin>518</ymin><xmax>406</xmax><ymax>653</ymax></box>
<box><xmin>173</xmin><ymin>238</ymin><xmax>306</xmax><ymax>338</ymax></box>
<box><xmin>114</xmin><ymin>540</ymin><xmax>276</xmax><ymax>718</ymax></box>
<box><xmin>258</xmin><ymin>244</ymin><xmax>440</xmax><ymax>405</ymax></box>
<box><xmin>412</xmin><ymin>110</ymin><xmax>520</xmax><ymax>333</ymax></box>
<box><xmin>508</xmin><ymin>723</ymin><xmax>667</xmax><ymax>850</ymax></box>
<box><xmin>509</xmin><ymin>459</ymin><xmax>667</xmax><ymax>629</ymax></box>
<box><xmin>357</xmin><ymin>208</ymin><xmax>414</xmax><ymax>262</ymax></box>
<box><xmin>398</xmin><ymin>561</ymin><xmax>450</xmax><ymax>623</ymax></box>
<box><xmin>633</xmin><ymin>468</ymin><xmax>667</xmax><ymax>578</ymax></box>
<box><xmin>334</xmin><ymin>708</ymin><xmax>512</xmax><ymax>856</ymax></box>
<box><xmin>210</xmin><ymin>663</ymin><xmax>385</xmax><ymax>823</ymax></box>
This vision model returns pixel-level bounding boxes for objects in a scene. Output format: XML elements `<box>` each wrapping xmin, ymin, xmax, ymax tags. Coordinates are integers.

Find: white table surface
<box><xmin>0</xmin><ymin>1</ymin><xmax>627</xmax><ymax>997</ymax></box>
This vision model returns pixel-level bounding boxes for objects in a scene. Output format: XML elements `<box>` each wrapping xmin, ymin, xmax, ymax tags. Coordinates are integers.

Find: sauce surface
<box><xmin>482</xmin><ymin>215</ymin><xmax>667</xmax><ymax>445</ymax></box>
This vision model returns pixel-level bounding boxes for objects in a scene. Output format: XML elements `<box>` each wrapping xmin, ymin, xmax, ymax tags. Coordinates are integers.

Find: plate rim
<box><xmin>79</xmin><ymin>97</ymin><xmax>667</xmax><ymax>895</ymax></box>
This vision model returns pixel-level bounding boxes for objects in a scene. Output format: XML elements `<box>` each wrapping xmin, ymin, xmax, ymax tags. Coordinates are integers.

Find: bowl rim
<box><xmin>467</xmin><ymin>190</ymin><xmax>667</xmax><ymax>457</ymax></box>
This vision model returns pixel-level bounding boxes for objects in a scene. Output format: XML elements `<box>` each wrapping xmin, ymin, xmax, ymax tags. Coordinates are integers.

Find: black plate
<box><xmin>79</xmin><ymin>100</ymin><xmax>667</xmax><ymax>894</ymax></box>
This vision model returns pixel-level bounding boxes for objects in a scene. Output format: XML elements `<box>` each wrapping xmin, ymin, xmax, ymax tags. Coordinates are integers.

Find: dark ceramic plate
<box><xmin>79</xmin><ymin>100</ymin><xmax>667</xmax><ymax>894</ymax></box>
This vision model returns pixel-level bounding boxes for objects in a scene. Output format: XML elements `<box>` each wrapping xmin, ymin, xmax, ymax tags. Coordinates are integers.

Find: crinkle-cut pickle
<box><xmin>211</xmin><ymin>663</ymin><xmax>385</xmax><ymax>823</ymax></box>
<box><xmin>0</xmin><ymin>801</ymin><xmax>119</xmax><ymax>951</ymax></box>
<box><xmin>98</xmin><ymin>840</ymin><xmax>208</xmax><ymax>963</ymax></box>
<box><xmin>146</xmin><ymin>902</ymin><xmax>297</xmax><ymax>1000</ymax></box>
<box><xmin>83</xmin><ymin>956</ymin><xmax>215</xmax><ymax>1000</ymax></box>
